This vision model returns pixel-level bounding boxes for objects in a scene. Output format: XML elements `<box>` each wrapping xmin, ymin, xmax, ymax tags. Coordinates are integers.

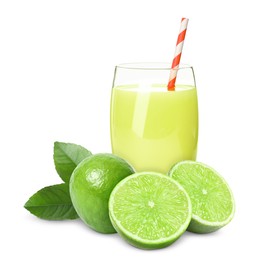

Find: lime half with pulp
<box><xmin>168</xmin><ymin>161</ymin><xmax>235</xmax><ymax>233</ymax></box>
<box><xmin>109</xmin><ymin>172</ymin><xmax>192</xmax><ymax>249</ymax></box>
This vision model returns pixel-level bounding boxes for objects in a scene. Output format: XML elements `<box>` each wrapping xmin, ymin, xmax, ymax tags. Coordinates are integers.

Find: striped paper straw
<box><xmin>167</xmin><ymin>18</ymin><xmax>189</xmax><ymax>91</ymax></box>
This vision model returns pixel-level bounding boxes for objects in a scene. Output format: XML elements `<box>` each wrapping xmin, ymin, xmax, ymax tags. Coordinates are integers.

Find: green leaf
<box><xmin>54</xmin><ymin>141</ymin><xmax>92</xmax><ymax>183</ymax></box>
<box><xmin>24</xmin><ymin>183</ymin><xmax>78</xmax><ymax>220</ymax></box>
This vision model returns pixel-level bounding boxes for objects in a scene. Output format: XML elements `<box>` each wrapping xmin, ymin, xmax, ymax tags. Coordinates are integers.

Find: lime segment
<box><xmin>168</xmin><ymin>161</ymin><xmax>235</xmax><ymax>233</ymax></box>
<box><xmin>109</xmin><ymin>172</ymin><xmax>192</xmax><ymax>249</ymax></box>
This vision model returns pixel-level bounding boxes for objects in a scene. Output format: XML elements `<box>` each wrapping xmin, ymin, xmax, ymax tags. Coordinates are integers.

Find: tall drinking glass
<box><xmin>110</xmin><ymin>63</ymin><xmax>198</xmax><ymax>173</ymax></box>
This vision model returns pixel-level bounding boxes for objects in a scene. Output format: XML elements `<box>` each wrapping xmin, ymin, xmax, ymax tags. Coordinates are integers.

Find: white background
<box><xmin>1</xmin><ymin>0</ymin><xmax>259</xmax><ymax>259</ymax></box>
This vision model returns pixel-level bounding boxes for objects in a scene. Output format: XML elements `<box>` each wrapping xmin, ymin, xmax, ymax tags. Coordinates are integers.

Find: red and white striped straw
<box><xmin>167</xmin><ymin>18</ymin><xmax>189</xmax><ymax>91</ymax></box>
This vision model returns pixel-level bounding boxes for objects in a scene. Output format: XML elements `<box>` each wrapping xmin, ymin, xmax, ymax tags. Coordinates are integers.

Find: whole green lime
<box><xmin>69</xmin><ymin>153</ymin><xmax>135</xmax><ymax>234</ymax></box>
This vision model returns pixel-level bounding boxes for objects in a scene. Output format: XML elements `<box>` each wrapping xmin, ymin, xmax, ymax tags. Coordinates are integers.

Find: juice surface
<box><xmin>110</xmin><ymin>84</ymin><xmax>198</xmax><ymax>173</ymax></box>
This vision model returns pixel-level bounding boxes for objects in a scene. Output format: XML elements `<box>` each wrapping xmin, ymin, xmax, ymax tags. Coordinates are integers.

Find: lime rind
<box><xmin>168</xmin><ymin>160</ymin><xmax>235</xmax><ymax>233</ymax></box>
<box><xmin>109</xmin><ymin>172</ymin><xmax>192</xmax><ymax>249</ymax></box>
<box><xmin>188</xmin><ymin>211</ymin><xmax>234</xmax><ymax>233</ymax></box>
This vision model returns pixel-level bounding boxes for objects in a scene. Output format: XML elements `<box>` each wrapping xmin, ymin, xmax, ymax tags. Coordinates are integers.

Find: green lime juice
<box><xmin>110</xmin><ymin>84</ymin><xmax>198</xmax><ymax>173</ymax></box>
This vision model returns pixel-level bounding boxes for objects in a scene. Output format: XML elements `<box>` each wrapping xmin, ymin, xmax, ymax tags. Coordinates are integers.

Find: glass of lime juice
<box><xmin>110</xmin><ymin>63</ymin><xmax>198</xmax><ymax>173</ymax></box>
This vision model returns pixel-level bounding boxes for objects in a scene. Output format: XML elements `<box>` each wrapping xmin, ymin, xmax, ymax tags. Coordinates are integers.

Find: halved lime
<box><xmin>168</xmin><ymin>161</ymin><xmax>235</xmax><ymax>233</ymax></box>
<box><xmin>109</xmin><ymin>172</ymin><xmax>192</xmax><ymax>249</ymax></box>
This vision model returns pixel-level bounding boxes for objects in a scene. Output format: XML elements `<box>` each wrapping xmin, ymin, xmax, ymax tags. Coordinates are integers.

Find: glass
<box><xmin>110</xmin><ymin>62</ymin><xmax>198</xmax><ymax>173</ymax></box>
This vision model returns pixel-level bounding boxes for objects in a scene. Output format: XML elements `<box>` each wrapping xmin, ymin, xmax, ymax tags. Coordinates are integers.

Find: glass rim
<box><xmin>115</xmin><ymin>62</ymin><xmax>192</xmax><ymax>71</ymax></box>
